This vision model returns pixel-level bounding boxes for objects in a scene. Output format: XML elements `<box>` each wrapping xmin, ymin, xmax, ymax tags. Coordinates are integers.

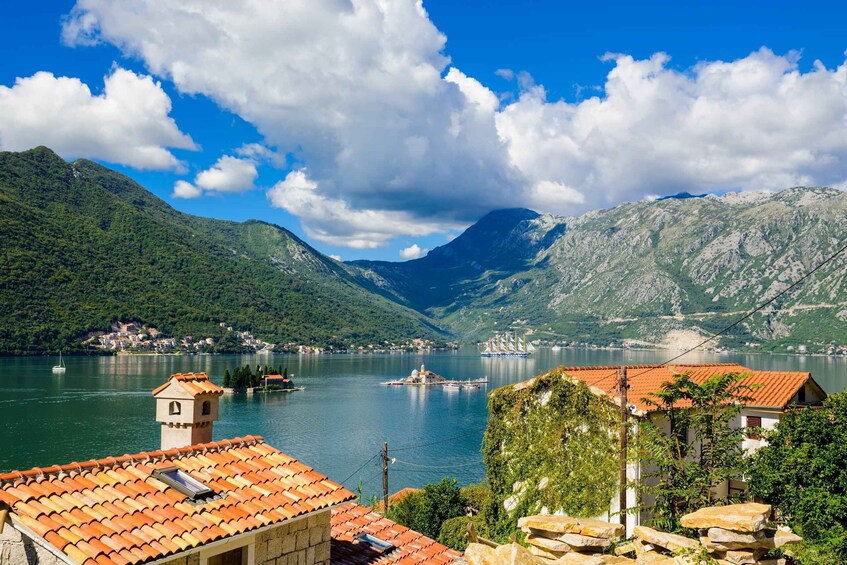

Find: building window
<box><xmin>747</xmin><ymin>415</ymin><xmax>762</xmax><ymax>440</ymax></box>
<box><xmin>207</xmin><ymin>546</ymin><xmax>246</xmax><ymax>565</ymax></box>
<box><xmin>199</xmin><ymin>536</ymin><xmax>254</xmax><ymax>565</ymax></box>
<box><xmin>798</xmin><ymin>386</ymin><xmax>806</xmax><ymax>403</ymax></box>
<box><xmin>202</xmin><ymin>400</ymin><xmax>211</xmax><ymax>415</ymax></box>
<box><xmin>168</xmin><ymin>401</ymin><xmax>181</xmax><ymax>415</ymax></box>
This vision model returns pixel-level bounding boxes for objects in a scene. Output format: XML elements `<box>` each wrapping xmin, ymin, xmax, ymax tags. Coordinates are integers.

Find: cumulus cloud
<box><xmin>267</xmin><ymin>170</ymin><xmax>452</xmax><ymax>248</ymax></box>
<box><xmin>173</xmin><ymin>154</ymin><xmax>259</xmax><ymax>199</ymax></box>
<box><xmin>195</xmin><ymin>155</ymin><xmax>258</xmax><ymax>192</ymax></box>
<box><xmin>63</xmin><ymin>1</ymin><xmax>847</xmax><ymax>247</ymax></box>
<box><xmin>399</xmin><ymin>244</ymin><xmax>427</xmax><ymax>260</ymax></box>
<box><xmin>496</xmin><ymin>49</ymin><xmax>847</xmax><ymax>206</ymax></box>
<box><xmin>0</xmin><ymin>67</ymin><xmax>195</xmax><ymax>170</ymax></box>
<box><xmin>172</xmin><ymin>180</ymin><xmax>202</xmax><ymax>199</ymax></box>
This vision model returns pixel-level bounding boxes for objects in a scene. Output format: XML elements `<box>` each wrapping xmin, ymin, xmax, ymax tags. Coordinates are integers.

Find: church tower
<box><xmin>152</xmin><ymin>372</ymin><xmax>223</xmax><ymax>450</ymax></box>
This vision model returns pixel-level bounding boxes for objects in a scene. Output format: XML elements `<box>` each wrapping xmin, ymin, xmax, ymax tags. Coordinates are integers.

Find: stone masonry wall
<box><xmin>255</xmin><ymin>509</ymin><xmax>332</xmax><ymax>565</ymax></box>
<box><xmin>1</xmin><ymin>523</ymin><xmax>64</xmax><ymax>565</ymax></box>
<box><xmin>156</xmin><ymin>553</ymin><xmax>200</xmax><ymax>565</ymax></box>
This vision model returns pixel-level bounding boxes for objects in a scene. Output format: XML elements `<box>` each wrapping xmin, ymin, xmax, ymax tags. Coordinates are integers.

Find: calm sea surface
<box><xmin>1</xmin><ymin>348</ymin><xmax>845</xmax><ymax>499</ymax></box>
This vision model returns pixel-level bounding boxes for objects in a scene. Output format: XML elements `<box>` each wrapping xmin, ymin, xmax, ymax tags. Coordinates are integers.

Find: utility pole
<box><xmin>382</xmin><ymin>442</ymin><xmax>389</xmax><ymax>514</ymax></box>
<box><xmin>619</xmin><ymin>366</ymin><xmax>629</xmax><ymax>528</ymax></box>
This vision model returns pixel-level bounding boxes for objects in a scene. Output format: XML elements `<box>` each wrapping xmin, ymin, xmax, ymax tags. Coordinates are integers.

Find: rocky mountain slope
<box><xmin>350</xmin><ymin>189</ymin><xmax>847</xmax><ymax>348</ymax></box>
<box><xmin>0</xmin><ymin>147</ymin><xmax>444</xmax><ymax>354</ymax></box>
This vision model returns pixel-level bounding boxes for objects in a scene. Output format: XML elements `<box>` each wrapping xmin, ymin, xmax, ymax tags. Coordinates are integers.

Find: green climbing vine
<box><xmin>483</xmin><ymin>369</ymin><xmax>622</xmax><ymax>540</ymax></box>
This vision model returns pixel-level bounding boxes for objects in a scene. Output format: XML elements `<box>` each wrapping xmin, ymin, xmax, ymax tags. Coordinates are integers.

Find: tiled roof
<box><xmin>151</xmin><ymin>372</ymin><xmax>223</xmax><ymax>397</ymax></box>
<box><xmin>372</xmin><ymin>488</ymin><xmax>421</xmax><ymax>514</ymax></box>
<box><xmin>331</xmin><ymin>502</ymin><xmax>461</xmax><ymax>565</ymax></box>
<box><xmin>0</xmin><ymin>436</ymin><xmax>355</xmax><ymax>565</ymax></box>
<box><xmin>548</xmin><ymin>363</ymin><xmax>815</xmax><ymax>413</ymax></box>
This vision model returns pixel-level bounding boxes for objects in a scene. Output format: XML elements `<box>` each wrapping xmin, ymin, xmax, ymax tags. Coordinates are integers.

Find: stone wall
<box><xmin>0</xmin><ymin>523</ymin><xmax>64</xmax><ymax>565</ymax></box>
<box><xmin>255</xmin><ymin>509</ymin><xmax>331</xmax><ymax>565</ymax></box>
<box><xmin>157</xmin><ymin>553</ymin><xmax>200</xmax><ymax>565</ymax></box>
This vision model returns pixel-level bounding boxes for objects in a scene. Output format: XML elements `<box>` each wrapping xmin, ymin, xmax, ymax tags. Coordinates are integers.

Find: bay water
<box><xmin>1</xmin><ymin>348</ymin><xmax>844</xmax><ymax>499</ymax></box>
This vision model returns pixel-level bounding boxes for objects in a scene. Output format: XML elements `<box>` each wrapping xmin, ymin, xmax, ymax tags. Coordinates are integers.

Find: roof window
<box><xmin>354</xmin><ymin>533</ymin><xmax>396</xmax><ymax>555</ymax></box>
<box><xmin>153</xmin><ymin>467</ymin><xmax>214</xmax><ymax>501</ymax></box>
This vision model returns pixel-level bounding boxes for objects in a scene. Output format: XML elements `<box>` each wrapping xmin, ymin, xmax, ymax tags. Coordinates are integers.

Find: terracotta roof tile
<box><xmin>151</xmin><ymin>372</ymin><xmax>224</xmax><ymax>397</ymax></box>
<box><xmin>1</xmin><ymin>436</ymin><xmax>355</xmax><ymax>564</ymax></box>
<box><xmin>331</xmin><ymin>502</ymin><xmax>462</xmax><ymax>565</ymax></box>
<box><xmin>545</xmin><ymin>363</ymin><xmax>818</xmax><ymax>413</ymax></box>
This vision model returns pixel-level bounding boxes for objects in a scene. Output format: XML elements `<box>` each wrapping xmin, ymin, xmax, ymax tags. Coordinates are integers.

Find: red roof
<box><xmin>544</xmin><ymin>364</ymin><xmax>817</xmax><ymax>413</ymax></box>
<box><xmin>0</xmin><ymin>436</ymin><xmax>355</xmax><ymax>565</ymax></box>
<box><xmin>331</xmin><ymin>502</ymin><xmax>461</xmax><ymax>565</ymax></box>
<box><xmin>151</xmin><ymin>373</ymin><xmax>223</xmax><ymax>397</ymax></box>
<box><xmin>371</xmin><ymin>487</ymin><xmax>421</xmax><ymax>514</ymax></box>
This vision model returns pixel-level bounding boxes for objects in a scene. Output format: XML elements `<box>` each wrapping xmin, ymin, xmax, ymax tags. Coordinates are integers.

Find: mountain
<box><xmin>0</xmin><ymin>147</ymin><xmax>445</xmax><ymax>354</ymax></box>
<box><xmin>350</xmin><ymin>188</ymin><xmax>847</xmax><ymax>349</ymax></box>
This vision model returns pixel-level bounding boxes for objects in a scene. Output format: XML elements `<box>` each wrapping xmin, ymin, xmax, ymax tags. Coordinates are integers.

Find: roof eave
<box><xmin>145</xmin><ymin>499</ymin><xmax>354</xmax><ymax>565</ymax></box>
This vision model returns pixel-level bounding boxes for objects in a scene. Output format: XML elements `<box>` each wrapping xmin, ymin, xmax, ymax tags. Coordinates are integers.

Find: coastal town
<box><xmin>85</xmin><ymin>322</ymin><xmax>453</xmax><ymax>355</ymax></box>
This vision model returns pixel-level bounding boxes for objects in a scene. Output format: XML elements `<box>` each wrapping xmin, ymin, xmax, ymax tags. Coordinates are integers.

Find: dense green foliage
<box><xmin>637</xmin><ymin>373</ymin><xmax>753</xmax><ymax>532</ymax></box>
<box><xmin>222</xmin><ymin>364</ymin><xmax>289</xmax><ymax>389</ymax></box>
<box><xmin>748</xmin><ymin>393</ymin><xmax>847</xmax><ymax>564</ymax></box>
<box><xmin>0</xmin><ymin>147</ymin><xmax>445</xmax><ymax>354</ymax></box>
<box><xmin>482</xmin><ymin>369</ymin><xmax>620</xmax><ymax>541</ymax></box>
<box><xmin>386</xmin><ymin>478</ymin><xmax>464</xmax><ymax>540</ymax></box>
<box><xmin>437</xmin><ymin>514</ymin><xmax>488</xmax><ymax>552</ymax></box>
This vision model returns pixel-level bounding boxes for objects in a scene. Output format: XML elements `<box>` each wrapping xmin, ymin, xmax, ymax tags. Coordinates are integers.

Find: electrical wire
<box><xmin>339</xmin><ymin>451</ymin><xmax>381</xmax><ymax>484</ymax></box>
<box><xmin>393</xmin><ymin>458</ymin><xmax>483</xmax><ymax>469</ymax></box>
<box><xmin>390</xmin><ymin>427</ymin><xmax>488</xmax><ymax>452</ymax></box>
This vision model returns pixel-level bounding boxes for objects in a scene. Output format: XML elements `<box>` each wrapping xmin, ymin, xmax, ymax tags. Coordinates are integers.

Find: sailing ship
<box><xmin>52</xmin><ymin>352</ymin><xmax>66</xmax><ymax>373</ymax></box>
<box><xmin>480</xmin><ymin>332</ymin><xmax>535</xmax><ymax>357</ymax></box>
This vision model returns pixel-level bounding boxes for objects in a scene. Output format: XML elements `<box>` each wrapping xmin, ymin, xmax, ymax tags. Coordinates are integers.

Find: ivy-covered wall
<box><xmin>483</xmin><ymin>368</ymin><xmax>621</xmax><ymax>539</ymax></box>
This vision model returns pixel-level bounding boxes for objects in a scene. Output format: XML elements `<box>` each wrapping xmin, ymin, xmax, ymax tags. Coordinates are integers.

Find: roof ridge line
<box><xmin>0</xmin><ymin>435</ymin><xmax>265</xmax><ymax>485</ymax></box>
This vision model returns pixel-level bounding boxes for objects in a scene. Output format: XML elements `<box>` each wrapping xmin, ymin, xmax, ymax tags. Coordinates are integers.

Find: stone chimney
<box><xmin>151</xmin><ymin>372</ymin><xmax>223</xmax><ymax>450</ymax></box>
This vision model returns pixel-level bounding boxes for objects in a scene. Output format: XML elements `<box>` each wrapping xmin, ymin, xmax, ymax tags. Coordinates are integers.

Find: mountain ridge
<box><xmin>0</xmin><ymin>147</ymin><xmax>446</xmax><ymax>354</ymax></box>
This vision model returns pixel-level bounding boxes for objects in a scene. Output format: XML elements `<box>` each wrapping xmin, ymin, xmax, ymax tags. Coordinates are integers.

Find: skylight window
<box><xmin>153</xmin><ymin>467</ymin><xmax>214</xmax><ymax>501</ymax></box>
<box><xmin>354</xmin><ymin>533</ymin><xmax>395</xmax><ymax>554</ymax></box>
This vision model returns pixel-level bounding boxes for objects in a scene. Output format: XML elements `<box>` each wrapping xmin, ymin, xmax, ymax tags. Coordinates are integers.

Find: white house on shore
<box><xmin>506</xmin><ymin>362</ymin><xmax>826</xmax><ymax>536</ymax></box>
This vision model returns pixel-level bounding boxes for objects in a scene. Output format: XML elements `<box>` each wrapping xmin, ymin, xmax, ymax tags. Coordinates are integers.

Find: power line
<box><xmin>390</xmin><ymin>427</ymin><xmax>488</xmax><ymax>452</ymax></box>
<box><xmin>394</xmin><ymin>458</ymin><xmax>483</xmax><ymax>470</ymax></box>
<box><xmin>339</xmin><ymin>451</ymin><xmax>381</xmax><ymax>484</ymax></box>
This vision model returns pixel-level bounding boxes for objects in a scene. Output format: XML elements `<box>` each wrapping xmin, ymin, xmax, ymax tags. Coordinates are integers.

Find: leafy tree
<box><xmin>222</xmin><ymin>369</ymin><xmax>232</xmax><ymax>388</ymax></box>
<box><xmin>748</xmin><ymin>393</ymin><xmax>847</xmax><ymax>563</ymax></box>
<box><xmin>638</xmin><ymin>372</ymin><xmax>754</xmax><ymax>532</ymax></box>
<box><xmin>387</xmin><ymin>478</ymin><xmax>464</xmax><ymax>539</ymax></box>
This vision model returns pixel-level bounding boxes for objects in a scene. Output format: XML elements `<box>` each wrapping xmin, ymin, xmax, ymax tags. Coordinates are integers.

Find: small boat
<box><xmin>443</xmin><ymin>382</ymin><xmax>461</xmax><ymax>390</ymax></box>
<box><xmin>461</xmin><ymin>382</ymin><xmax>480</xmax><ymax>390</ymax></box>
<box><xmin>52</xmin><ymin>352</ymin><xmax>66</xmax><ymax>373</ymax></box>
<box><xmin>551</xmin><ymin>345</ymin><xmax>561</xmax><ymax>351</ymax></box>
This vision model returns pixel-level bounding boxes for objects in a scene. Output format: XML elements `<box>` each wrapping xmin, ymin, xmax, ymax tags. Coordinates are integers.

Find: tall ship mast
<box><xmin>480</xmin><ymin>331</ymin><xmax>535</xmax><ymax>357</ymax></box>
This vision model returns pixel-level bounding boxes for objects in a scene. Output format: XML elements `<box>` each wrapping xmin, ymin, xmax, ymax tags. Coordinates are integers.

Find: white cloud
<box><xmin>172</xmin><ymin>180</ymin><xmax>202</xmax><ymax>199</ymax></box>
<box><xmin>267</xmin><ymin>170</ymin><xmax>453</xmax><ymax>248</ymax></box>
<box><xmin>328</xmin><ymin>254</ymin><xmax>341</xmax><ymax>261</ymax></box>
<box><xmin>496</xmin><ymin>49</ymin><xmax>847</xmax><ymax>207</ymax></box>
<box><xmin>195</xmin><ymin>155</ymin><xmax>258</xmax><ymax>193</ymax></box>
<box><xmin>0</xmin><ymin>68</ymin><xmax>195</xmax><ymax>170</ymax></box>
<box><xmin>399</xmin><ymin>244</ymin><xmax>427</xmax><ymax>260</ymax></box>
<box><xmin>64</xmin><ymin>2</ymin><xmax>847</xmax><ymax>246</ymax></box>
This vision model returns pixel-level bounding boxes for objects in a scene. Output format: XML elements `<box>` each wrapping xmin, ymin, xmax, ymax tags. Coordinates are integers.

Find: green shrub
<box><xmin>438</xmin><ymin>515</ymin><xmax>488</xmax><ymax>551</ymax></box>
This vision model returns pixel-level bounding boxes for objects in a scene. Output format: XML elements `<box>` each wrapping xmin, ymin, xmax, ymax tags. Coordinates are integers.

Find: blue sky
<box><xmin>1</xmin><ymin>1</ymin><xmax>846</xmax><ymax>261</ymax></box>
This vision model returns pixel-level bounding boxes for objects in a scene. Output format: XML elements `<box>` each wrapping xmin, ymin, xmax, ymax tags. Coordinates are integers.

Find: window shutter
<box><xmin>747</xmin><ymin>415</ymin><xmax>762</xmax><ymax>440</ymax></box>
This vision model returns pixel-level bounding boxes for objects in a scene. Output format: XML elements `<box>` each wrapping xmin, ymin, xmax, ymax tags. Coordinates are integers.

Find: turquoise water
<box><xmin>1</xmin><ymin>348</ymin><xmax>845</xmax><ymax>498</ymax></box>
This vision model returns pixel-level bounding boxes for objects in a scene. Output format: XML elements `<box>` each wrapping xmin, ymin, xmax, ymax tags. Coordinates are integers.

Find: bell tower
<box><xmin>152</xmin><ymin>372</ymin><xmax>223</xmax><ymax>450</ymax></box>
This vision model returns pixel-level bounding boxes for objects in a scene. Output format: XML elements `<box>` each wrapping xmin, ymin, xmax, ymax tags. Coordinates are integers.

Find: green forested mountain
<box><xmin>0</xmin><ymin>147</ymin><xmax>444</xmax><ymax>354</ymax></box>
<box><xmin>350</xmin><ymin>189</ymin><xmax>847</xmax><ymax>349</ymax></box>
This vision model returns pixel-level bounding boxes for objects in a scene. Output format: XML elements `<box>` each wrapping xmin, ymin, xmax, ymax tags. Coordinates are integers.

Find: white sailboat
<box><xmin>52</xmin><ymin>352</ymin><xmax>66</xmax><ymax>373</ymax></box>
<box><xmin>480</xmin><ymin>331</ymin><xmax>534</xmax><ymax>357</ymax></box>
